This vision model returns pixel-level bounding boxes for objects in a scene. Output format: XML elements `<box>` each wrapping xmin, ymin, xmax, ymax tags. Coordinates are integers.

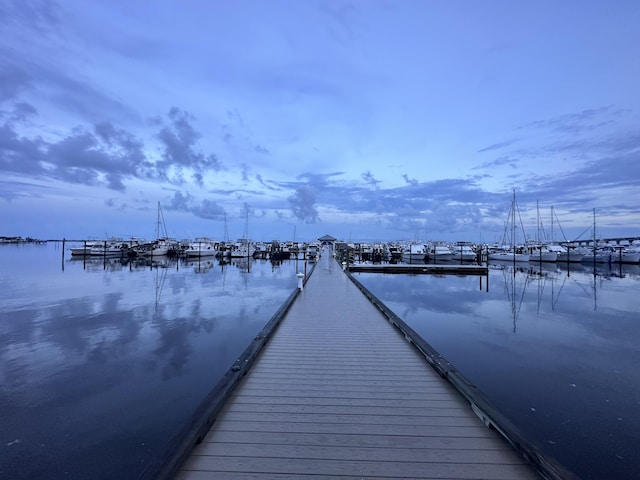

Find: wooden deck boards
<box><xmin>175</xmin><ymin>252</ymin><xmax>540</xmax><ymax>479</ymax></box>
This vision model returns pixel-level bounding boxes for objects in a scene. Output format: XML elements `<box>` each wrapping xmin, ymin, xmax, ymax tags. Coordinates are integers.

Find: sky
<box><xmin>1</xmin><ymin>0</ymin><xmax>639</xmax><ymax>244</ymax></box>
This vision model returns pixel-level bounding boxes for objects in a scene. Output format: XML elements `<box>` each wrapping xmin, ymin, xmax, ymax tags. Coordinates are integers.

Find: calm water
<box><xmin>3</xmin><ymin>245</ymin><xmax>639</xmax><ymax>480</ymax></box>
<box><xmin>0</xmin><ymin>244</ymin><xmax>302</xmax><ymax>479</ymax></box>
<box><xmin>355</xmin><ymin>260</ymin><xmax>640</xmax><ymax>480</ymax></box>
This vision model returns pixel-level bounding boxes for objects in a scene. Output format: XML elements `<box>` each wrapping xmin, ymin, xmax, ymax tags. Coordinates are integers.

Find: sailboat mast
<box><xmin>536</xmin><ymin>200</ymin><xmax>540</xmax><ymax>242</ymax></box>
<box><xmin>156</xmin><ymin>201</ymin><xmax>168</xmax><ymax>240</ymax></box>
<box><xmin>512</xmin><ymin>189</ymin><xmax>516</xmax><ymax>263</ymax></box>
<box><xmin>156</xmin><ymin>201</ymin><xmax>160</xmax><ymax>240</ymax></box>
<box><xmin>513</xmin><ymin>191</ymin><xmax>516</xmax><ymax>243</ymax></box>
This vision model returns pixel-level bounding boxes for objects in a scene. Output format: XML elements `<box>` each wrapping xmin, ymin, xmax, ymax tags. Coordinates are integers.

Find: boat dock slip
<box><xmin>172</xmin><ymin>252</ymin><xmax>552</xmax><ymax>480</ymax></box>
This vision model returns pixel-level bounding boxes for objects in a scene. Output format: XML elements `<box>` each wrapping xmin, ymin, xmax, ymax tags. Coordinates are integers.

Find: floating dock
<box><xmin>141</xmin><ymin>250</ymin><xmax>574</xmax><ymax>480</ymax></box>
<box><xmin>347</xmin><ymin>263</ymin><xmax>488</xmax><ymax>275</ymax></box>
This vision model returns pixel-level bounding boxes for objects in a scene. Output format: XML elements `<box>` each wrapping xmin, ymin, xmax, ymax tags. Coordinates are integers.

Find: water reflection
<box><xmin>355</xmin><ymin>262</ymin><xmax>640</xmax><ymax>480</ymax></box>
<box><xmin>0</xmin><ymin>245</ymin><xmax>302</xmax><ymax>479</ymax></box>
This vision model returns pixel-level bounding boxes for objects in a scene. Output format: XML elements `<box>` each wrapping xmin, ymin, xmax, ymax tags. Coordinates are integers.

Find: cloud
<box><xmin>240</xmin><ymin>163</ymin><xmax>249</xmax><ymax>182</ymax></box>
<box><xmin>164</xmin><ymin>190</ymin><xmax>226</xmax><ymax>221</ymax></box>
<box><xmin>191</xmin><ymin>199</ymin><xmax>226</xmax><ymax>220</ymax></box>
<box><xmin>288</xmin><ymin>184</ymin><xmax>319</xmax><ymax>223</ymax></box>
<box><xmin>361</xmin><ymin>170</ymin><xmax>381</xmax><ymax>189</ymax></box>
<box><xmin>477</xmin><ymin>139</ymin><xmax>519</xmax><ymax>153</ymax></box>
<box><xmin>402</xmin><ymin>173</ymin><xmax>418</xmax><ymax>185</ymax></box>
<box><xmin>518</xmin><ymin>106</ymin><xmax>625</xmax><ymax>134</ymax></box>
<box><xmin>167</xmin><ymin>191</ymin><xmax>193</xmax><ymax>211</ymax></box>
<box><xmin>255</xmin><ymin>174</ymin><xmax>281</xmax><ymax>191</ymax></box>
<box><xmin>47</xmin><ymin>123</ymin><xmax>150</xmax><ymax>191</ymax></box>
<box><xmin>156</xmin><ymin>107</ymin><xmax>223</xmax><ymax>186</ymax></box>
<box><xmin>0</xmin><ymin>106</ymin><xmax>226</xmax><ymax>194</ymax></box>
<box><xmin>473</xmin><ymin>155</ymin><xmax>520</xmax><ymax>170</ymax></box>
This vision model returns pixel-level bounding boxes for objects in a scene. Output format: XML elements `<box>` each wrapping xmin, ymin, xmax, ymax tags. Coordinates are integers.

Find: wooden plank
<box><xmin>176</xmin><ymin>472</ymin><xmax>510</xmax><ymax>480</ymax></box>
<box><xmin>189</xmin><ymin>442</ymin><xmax>526</xmax><ymax>465</ymax></box>
<box><xmin>195</xmin><ymin>430</ymin><xmax>511</xmax><ymax>450</ymax></box>
<box><xmin>217</xmin><ymin>411</ymin><xmax>481</xmax><ymax>427</ymax></box>
<box><xmin>224</xmin><ymin>403</ymin><xmax>467</xmax><ymax>417</ymax></box>
<box><xmin>233</xmin><ymin>383</ymin><xmax>459</xmax><ymax>394</ymax></box>
<box><xmin>224</xmin><ymin>395</ymin><xmax>468</xmax><ymax>409</ymax></box>
<box><xmin>245</xmin><ymin>368</ymin><xmax>437</xmax><ymax>377</ymax></box>
<box><xmin>180</xmin><ymin>456</ymin><xmax>537</xmax><ymax>479</ymax></box>
<box><xmin>225</xmin><ymin>388</ymin><xmax>459</xmax><ymax>401</ymax></box>
<box><xmin>238</xmin><ymin>375</ymin><xmax>445</xmax><ymax>385</ymax></box>
<box><xmin>211</xmin><ymin>420</ymin><xmax>493</xmax><ymax>437</ymax></box>
<box><xmin>175</xmin><ymin>473</ymin><xmax>458</xmax><ymax>480</ymax></box>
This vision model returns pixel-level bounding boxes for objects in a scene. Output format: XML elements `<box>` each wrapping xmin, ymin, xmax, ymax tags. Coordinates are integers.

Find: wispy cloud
<box><xmin>477</xmin><ymin>139</ymin><xmax>519</xmax><ymax>153</ymax></box>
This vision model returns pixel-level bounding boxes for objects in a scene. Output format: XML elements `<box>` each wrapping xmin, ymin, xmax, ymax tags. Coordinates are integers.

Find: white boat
<box><xmin>610</xmin><ymin>249</ymin><xmax>640</xmax><ymax>264</ymax></box>
<box><xmin>427</xmin><ymin>243</ymin><xmax>453</xmax><ymax>261</ymax></box>
<box><xmin>604</xmin><ymin>246</ymin><xmax>640</xmax><ymax>264</ymax></box>
<box><xmin>526</xmin><ymin>244</ymin><xmax>558</xmax><ymax>262</ymax></box>
<box><xmin>450</xmin><ymin>243</ymin><xmax>477</xmax><ymax>262</ymax></box>
<box><xmin>229</xmin><ymin>238</ymin><xmax>256</xmax><ymax>258</ymax></box>
<box><xmin>74</xmin><ymin>238</ymin><xmax>139</xmax><ymax>257</ymax></box>
<box><xmin>253</xmin><ymin>242</ymin><xmax>269</xmax><ymax>258</ymax></box>
<box><xmin>143</xmin><ymin>203</ymin><xmax>176</xmax><ymax>256</ymax></box>
<box><xmin>548</xmin><ymin>244</ymin><xmax>583</xmax><ymax>263</ymax></box>
<box><xmin>70</xmin><ymin>241</ymin><xmax>102</xmax><ymax>256</ymax></box>
<box><xmin>401</xmin><ymin>243</ymin><xmax>427</xmax><ymax>263</ymax></box>
<box><xmin>488</xmin><ymin>249</ymin><xmax>530</xmax><ymax>262</ymax></box>
<box><xmin>149</xmin><ymin>238</ymin><xmax>178</xmax><ymax>256</ymax></box>
<box><xmin>184</xmin><ymin>237</ymin><xmax>219</xmax><ymax>257</ymax></box>
<box><xmin>580</xmin><ymin>248</ymin><xmax>611</xmax><ymax>264</ymax></box>
<box><xmin>306</xmin><ymin>242</ymin><xmax>320</xmax><ymax>261</ymax></box>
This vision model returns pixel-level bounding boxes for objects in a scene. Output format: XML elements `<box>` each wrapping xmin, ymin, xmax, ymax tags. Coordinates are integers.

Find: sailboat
<box><xmin>527</xmin><ymin>201</ymin><xmax>558</xmax><ymax>262</ymax></box>
<box><xmin>488</xmin><ymin>190</ymin><xmax>530</xmax><ymax>262</ymax></box>
<box><xmin>147</xmin><ymin>202</ymin><xmax>178</xmax><ymax>256</ymax></box>
<box><xmin>229</xmin><ymin>210</ymin><xmax>256</xmax><ymax>258</ymax></box>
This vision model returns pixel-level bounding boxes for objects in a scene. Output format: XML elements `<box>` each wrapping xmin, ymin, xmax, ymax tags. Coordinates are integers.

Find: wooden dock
<box><xmin>165</xmin><ymin>251</ymin><xmax>562</xmax><ymax>480</ymax></box>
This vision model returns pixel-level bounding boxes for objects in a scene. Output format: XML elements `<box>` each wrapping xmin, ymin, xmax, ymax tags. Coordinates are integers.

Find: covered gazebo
<box><xmin>317</xmin><ymin>234</ymin><xmax>337</xmax><ymax>246</ymax></box>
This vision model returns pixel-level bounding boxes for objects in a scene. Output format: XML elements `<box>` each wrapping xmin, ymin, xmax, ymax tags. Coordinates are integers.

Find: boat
<box><xmin>581</xmin><ymin>248</ymin><xmax>612</xmax><ymax>264</ymax></box>
<box><xmin>229</xmin><ymin>238</ymin><xmax>256</xmax><ymax>258</ymax></box>
<box><xmin>488</xmin><ymin>244</ymin><xmax>530</xmax><ymax>262</ymax></box>
<box><xmin>69</xmin><ymin>241</ymin><xmax>102</xmax><ymax>256</ymax></box>
<box><xmin>184</xmin><ymin>237</ymin><xmax>219</xmax><ymax>257</ymax></box>
<box><xmin>306</xmin><ymin>242</ymin><xmax>320</xmax><ymax>261</ymax></box>
<box><xmin>488</xmin><ymin>190</ymin><xmax>530</xmax><ymax>262</ymax></box>
<box><xmin>147</xmin><ymin>238</ymin><xmax>179</xmax><ymax>256</ymax></box>
<box><xmin>142</xmin><ymin>203</ymin><xmax>177</xmax><ymax>256</ymax></box>
<box><xmin>526</xmin><ymin>243</ymin><xmax>558</xmax><ymax>262</ymax></box>
<box><xmin>268</xmin><ymin>240</ymin><xmax>291</xmax><ymax>261</ymax></box>
<box><xmin>450</xmin><ymin>243</ymin><xmax>477</xmax><ymax>262</ymax></box>
<box><xmin>72</xmin><ymin>238</ymin><xmax>139</xmax><ymax>257</ymax></box>
<box><xmin>401</xmin><ymin>243</ymin><xmax>427</xmax><ymax>263</ymax></box>
<box><xmin>427</xmin><ymin>243</ymin><xmax>453</xmax><ymax>261</ymax></box>
<box><xmin>609</xmin><ymin>245</ymin><xmax>640</xmax><ymax>264</ymax></box>
<box><xmin>549</xmin><ymin>243</ymin><xmax>584</xmax><ymax>263</ymax></box>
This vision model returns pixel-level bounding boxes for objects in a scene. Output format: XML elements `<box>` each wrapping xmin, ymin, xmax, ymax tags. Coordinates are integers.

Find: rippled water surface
<box><xmin>0</xmin><ymin>244</ymin><xmax>302</xmax><ymax>479</ymax></box>
<box><xmin>354</xmin><ymin>261</ymin><xmax>640</xmax><ymax>480</ymax></box>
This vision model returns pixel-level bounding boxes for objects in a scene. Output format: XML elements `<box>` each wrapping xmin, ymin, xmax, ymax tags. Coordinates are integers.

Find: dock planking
<box><xmin>174</xmin><ymin>250</ymin><xmax>542</xmax><ymax>480</ymax></box>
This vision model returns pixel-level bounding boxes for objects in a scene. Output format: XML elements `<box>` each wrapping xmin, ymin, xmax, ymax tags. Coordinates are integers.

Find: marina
<box><xmin>1</xmin><ymin>242</ymin><xmax>640</xmax><ymax>479</ymax></box>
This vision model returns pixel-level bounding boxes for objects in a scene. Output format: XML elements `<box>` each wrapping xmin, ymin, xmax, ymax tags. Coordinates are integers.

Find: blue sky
<box><xmin>1</xmin><ymin>0</ymin><xmax>639</xmax><ymax>243</ymax></box>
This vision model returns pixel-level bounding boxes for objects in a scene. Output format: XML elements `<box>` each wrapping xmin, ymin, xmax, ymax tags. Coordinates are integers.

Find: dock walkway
<box><xmin>175</xmin><ymin>251</ymin><xmax>540</xmax><ymax>479</ymax></box>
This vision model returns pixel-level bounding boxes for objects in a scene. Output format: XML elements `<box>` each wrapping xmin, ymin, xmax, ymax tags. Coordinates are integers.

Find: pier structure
<box><xmin>144</xmin><ymin>248</ymin><xmax>573</xmax><ymax>480</ymax></box>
